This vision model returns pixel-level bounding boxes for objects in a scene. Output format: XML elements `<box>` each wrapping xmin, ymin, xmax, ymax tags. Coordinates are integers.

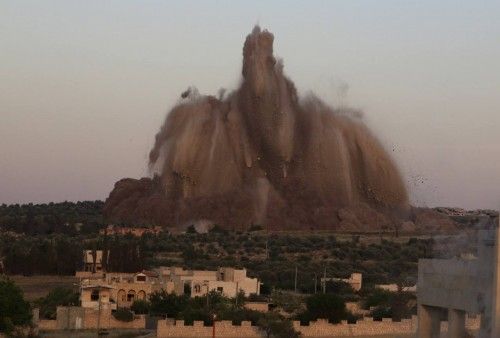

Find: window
<box><xmin>118</xmin><ymin>290</ymin><xmax>126</xmax><ymax>302</ymax></box>
<box><xmin>91</xmin><ymin>290</ymin><xmax>99</xmax><ymax>301</ymax></box>
<box><xmin>194</xmin><ymin>284</ymin><xmax>201</xmax><ymax>293</ymax></box>
<box><xmin>136</xmin><ymin>275</ymin><xmax>146</xmax><ymax>282</ymax></box>
<box><xmin>217</xmin><ymin>287</ymin><xmax>223</xmax><ymax>293</ymax></box>
<box><xmin>127</xmin><ymin>291</ymin><xmax>136</xmax><ymax>302</ymax></box>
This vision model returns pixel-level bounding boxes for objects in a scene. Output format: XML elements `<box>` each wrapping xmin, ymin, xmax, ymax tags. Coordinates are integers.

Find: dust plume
<box><xmin>104</xmin><ymin>27</ymin><xmax>409</xmax><ymax>230</ymax></box>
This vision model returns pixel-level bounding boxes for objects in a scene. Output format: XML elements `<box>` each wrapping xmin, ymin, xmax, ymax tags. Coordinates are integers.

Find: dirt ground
<box><xmin>10</xmin><ymin>275</ymin><xmax>79</xmax><ymax>301</ymax></box>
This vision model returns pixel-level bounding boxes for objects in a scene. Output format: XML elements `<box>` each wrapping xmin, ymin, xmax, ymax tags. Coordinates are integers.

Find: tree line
<box><xmin>0</xmin><ymin>233</ymin><xmax>145</xmax><ymax>275</ymax></box>
<box><xmin>0</xmin><ymin>201</ymin><xmax>104</xmax><ymax>235</ymax></box>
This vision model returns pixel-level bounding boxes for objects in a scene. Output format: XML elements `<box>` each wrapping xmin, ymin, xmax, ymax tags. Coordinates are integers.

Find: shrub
<box><xmin>249</xmin><ymin>224</ymin><xmax>263</xmax><ymax>232</ymax></box>
<box><xmin>35</xmin><ymin>287</ymin><xmax>79</xmax><ymax>319</ymax></box>
<box><xmin>257</xmin><ymin>311</ymin><xmax>300</xmax><ymax>338</ymax></box>
<box><xmin>149</xmin><ymin>290</ymin><xmax>189</xmax><ymax>317</ymax></box>
<box><xmin>304</xmin><ymin>293</ymin><xmax>347</xmax><ymax>323</ymax></box>
<box><xmin>186</xmin><ymin>225</ymin><xmax>197</xmax><ymax>234</ymax></box>
<box><xmin>131</xmin><ymin>300</ymin><xmax>150</xmax><ymax>315</ymax></box>
<box><xmin>113</xmin><ymin>308</ymin><xmax>134</xmax><ymax>322</ymax></box>
<box><xmin>363</xmin><ymin>289</ymin><xmax>391</xmax><ymax>309</ymax></box>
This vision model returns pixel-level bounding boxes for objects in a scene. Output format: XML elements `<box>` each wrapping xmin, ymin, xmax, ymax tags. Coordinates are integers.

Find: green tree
<box><xmin>304</xmin><ymin>293</ymin><xmax>347</xmax><ymax>323</ymax></box>
<box><xmin>149</xmin><ymin>290</ymin><xmax>189</xmax><ymax>317</ymax></box>
<box><xmin>257</xmin><ymin>311</ymin><xmax>300</xmax><ymax>338</ymax></box>
<box><xmin>112</xmin><ymin>308</ymin><xmax>134</xmax><ymax>322</ymax></box>
<box><xmin>0</xmin><ymin>277</ymin><xmax>32</xmax><ymax>333</ymax></box>
<box><xmin>131</xmin><ymin>300</ymin><xmax>151</xmax><ymax>315</ymax></box>
<box><xmin>186</xmin><ymin>225</ymin><xmax>197</xmax><ymax>234</ymax></box>
<box><xmin>35</xmin><ymin>287</ymin><xmax>79</xmax><ymax>319</ymax></box>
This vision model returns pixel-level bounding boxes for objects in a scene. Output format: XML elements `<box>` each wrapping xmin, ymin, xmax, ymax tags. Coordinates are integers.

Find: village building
<box><xmin>375</xmin><ymin>284</ymin><xmax>417</xmax><ymax>293</ymax></box>
<box><xmin>75</xmin><ymin>251</ymin><xmax>261</xmax><ymax>308</ymax></box>
<box><xmin>99</xmin><ymin>224</ymin><xmax>163</xmax><ymax>237</ymax></box>
<box><xmin>83</xmin><ymin>250</ymin><xmax>109</xmax><ymax>273</ymax></box>
<box><xmin>104</xmin><ymin>270</ymin><xmax>174</xmax><ymax>307</ymax></box>
<box><xmin>158</xmin><ymin>266</ymin><xmax>260</xmax><ymax>298</ymax></box>
<box><xmin>80</xmin><ymin>284</ymin><xmax>116</xmax><ymax>310</ymax></box>
<box><xmin>321</xmin><ymin>273</ymin><xmax>362</xmax><ymax>292</ymax></box>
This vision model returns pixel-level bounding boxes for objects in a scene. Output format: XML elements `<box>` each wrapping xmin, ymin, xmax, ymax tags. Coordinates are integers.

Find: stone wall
<box><xmin>157</xmin><ymin>315</ymin><xmax>481</xmax><ymax>337</ymax></box>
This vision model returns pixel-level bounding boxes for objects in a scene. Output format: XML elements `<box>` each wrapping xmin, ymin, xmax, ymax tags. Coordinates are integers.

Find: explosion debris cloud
<box><xmin>104</xmin><ymin>27</ymin><xmax>409</xmax><ymax>230</ymax></box>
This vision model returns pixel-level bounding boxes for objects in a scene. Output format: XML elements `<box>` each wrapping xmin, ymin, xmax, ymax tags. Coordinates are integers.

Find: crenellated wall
<box><xmin>157</xmin><ymin>320</ymin><xmax>260</xmax><ymax>337</ymax></box>
<box><xmin>157</xmin><ymin>315</ymin><xmax>481</xmax><ymax>337</ymax></box>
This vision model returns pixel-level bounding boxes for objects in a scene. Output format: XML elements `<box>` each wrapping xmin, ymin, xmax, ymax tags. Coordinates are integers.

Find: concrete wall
<box><xmin>417</xmin><ymin>228</ymin><xmax>497</xmax><ymax>337</ymax></box>
<box><xmin>38</xmin><ymin>306</ymin><xmax>145</xmax><ymax>331</ymax></box>
<box><xmin>418</xmin><ymin>258</ymin><xmax>482</xmax><ymax>312</ymax></box>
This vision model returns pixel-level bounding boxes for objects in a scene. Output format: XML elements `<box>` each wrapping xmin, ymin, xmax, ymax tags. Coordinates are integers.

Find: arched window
<box><xmin>127</xmin><ymin>290</ymin><xmax>136</xmax><ymax>302</ymax></box>
<box><xmin>117</xmin><ymin>289</ymin><xmax>126</xmax><ymax>303</ymax></box>
<box><xmin>194</xmin><ymin>284</ymin><xmax>201</xmax><ymax>293</ymax></box>
<box><xmin>137</xmin><ymin>290</ymin><xmax>146</xmax><ymax>300</ymax></box>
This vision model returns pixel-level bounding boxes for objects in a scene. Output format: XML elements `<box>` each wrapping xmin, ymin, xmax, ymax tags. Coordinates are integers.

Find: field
<box><xmin>10</xmin><ymin>275</ymin><xmax>79</xmax><ymax>301</ymax></box>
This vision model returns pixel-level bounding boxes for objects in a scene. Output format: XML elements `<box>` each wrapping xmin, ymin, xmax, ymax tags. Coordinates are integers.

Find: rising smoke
<box><xmin>104</xmin><ymin>27</ymin><xmax>409</xmax><ymax>230</ymax></box>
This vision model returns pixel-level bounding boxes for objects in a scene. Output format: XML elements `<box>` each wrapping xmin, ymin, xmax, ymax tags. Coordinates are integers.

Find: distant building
<box><xmin>102</xmin><ymin>270</ymin><xmax>172</xmax><ymax>308</ymax></box>
<box><xmin>76</xmin><ymin>260</ymin><xmax>261</xmax><ymax>309</ymax></box>
<box><xmin>99</xmin><ymin>225</ymin><xmax>163</xmax><ymax>237</ymax></box>
<box><xmin>81</xmin><ymin>250</ymin><xmax>109</xmax><ymax>274</ymax></box>
<box><xmin>161</xmin><ymin>266</ymin><xmax>260</xmax><ymax>298</ymax></box>
<box><xmin>375</xmin><ymin>284</ymin><xmax>416</xmax><ymax>293</ymax></box>
<box><xmin>80</xmin><ymin>284</ymin><xmax>116</xmax><ymax>310</ymax></box>
<box><xmin>321</xmin><ymin>273</ymin><xmax>362</xmax><ymax>292</ymax></box>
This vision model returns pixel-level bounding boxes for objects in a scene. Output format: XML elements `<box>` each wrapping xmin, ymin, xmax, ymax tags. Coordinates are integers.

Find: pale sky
<box><xmin>1</xmin><ymin>1</ymin><xmax>499</xmax><ymax>210</ymax></box>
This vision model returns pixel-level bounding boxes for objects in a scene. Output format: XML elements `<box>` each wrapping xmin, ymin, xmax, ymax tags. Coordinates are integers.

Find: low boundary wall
<box><xmin>157</xmin><ymin>316</ymin><xmax>480</xmax><ymax>337</ymax></box>
<box><xmin>37</xmin><ymin>306</ymin><xmax>145</xmax><ymax>331</ymax></box>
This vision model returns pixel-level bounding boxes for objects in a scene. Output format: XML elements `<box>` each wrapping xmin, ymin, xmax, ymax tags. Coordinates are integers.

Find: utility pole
<box><xmin>96</xmin><ymin>291</ymin><xmax>101</xmax><ymax>337</ymax></box>
<box><xmin>212</xmin><ymin>314</ymin><xmax>216</xmax><ymax>338</ymax></box>
<box><xmin>265</xmin><ymin>236</ymin><xmax>269</xmax><ymax>260</ymax></box>
<box><xmin>206</xmin><ymin>285</ymin><xmax>210</xmax><ymax>309</ymax></box>
<box><xmin>314</xmin><ymin>273</ymin><xmax>317</xmax><ymax>294</ymax></box>
<box><xmin>294</xmin><ymin>266</ymin><xmax>298</xmax><ymax>293</ymax></box>
<box><xmin>235</xmin><ymin>282</ymin><xmax>239</xmax><ymax>307</ymax></box>
<box><xmin>322</xmin><ymin>267</ymin><xmax>327</xmax><ymax>294</ymax></box>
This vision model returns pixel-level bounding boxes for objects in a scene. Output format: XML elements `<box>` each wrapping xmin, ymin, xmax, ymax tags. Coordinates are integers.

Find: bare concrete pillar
<box><xmin>418</xmin><ymin>304</ymin><xmax>441</xmax><ymax>338</ymax></box>
<box><xmin>491</xmin><ymin>221</ymin><xmax>500</xmax><ymax>338</ymax></box>
<box><xmin>448</xmin><ymin>309</ymin><xmax>466</xmax><ymax>338</ymax></box>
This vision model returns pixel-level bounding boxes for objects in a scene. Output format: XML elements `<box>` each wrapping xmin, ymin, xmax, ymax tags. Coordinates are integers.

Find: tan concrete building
<box><xmin>80</xmin><ymin>250</ymin><xmax>108</xmax><ymax>274</ymax></box>
<box><xmin>99</xmin><ymin>225</ymin><xmax>163</xmax><ymax>237</ymax></box>
<box><xmin>78</xmin><ymin>262</ymin><xmax>260</xmax><ymax>309</ymax></box>
<box><xmin>104</xmin><ymin>270</ymin><xmax>174</xmax><ymax>307</ymax></box>
<box><xmin>321</xmin><ymin>273</ymin><xmax>362</xmax><ymax>292</ymax></box>
<box><xmin>162</xmin><ymin>267</ymin><xmax>260</xmax><ymax>298</ymax></box>
<box><xmin>375</xmin><ymin>283</ymin><xmax>417</xmax><ymax>293</ymax></box>
<box><xmin>80</xmin><ymin>284</ymin><xmax>116</xmax><ymax>310</ymax></box>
